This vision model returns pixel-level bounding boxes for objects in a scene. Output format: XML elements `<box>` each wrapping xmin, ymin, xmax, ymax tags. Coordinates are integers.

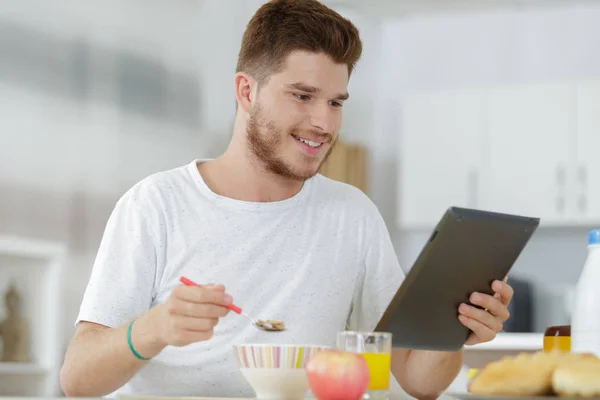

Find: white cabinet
<box><xmin>397</xmin><ymin>80</ymin><xmax>600</xmax><ymax>230</ymax></box>
<box><xmin>397</xmin><ymin>89</ymin><xmax>485</xmax><ymax>228</ymax></box>
<box><xmin>574</xmin><ymin>80</ymin><xmax>600</xmax><ymax>225</ymax></box>
<box><xmin>482</xmin><ymin>83</ymin><xmax>573</xmax><ymax>225</ymax></box>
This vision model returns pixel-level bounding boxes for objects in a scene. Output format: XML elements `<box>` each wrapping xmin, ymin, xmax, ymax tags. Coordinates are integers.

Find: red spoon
<box><xmin>178</xmin><ymin>276</ymin><xmax>284</xmax><ymax>332</ymax></box>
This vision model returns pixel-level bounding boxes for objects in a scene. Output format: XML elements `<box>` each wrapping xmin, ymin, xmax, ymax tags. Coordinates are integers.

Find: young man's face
<box><xmin>246</xmin><ymin>50</ymin><xmax>349</xmax><ymax>181</ymax></box>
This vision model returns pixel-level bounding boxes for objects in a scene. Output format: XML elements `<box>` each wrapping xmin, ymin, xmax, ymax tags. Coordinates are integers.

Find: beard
<box><xmin>246</xmin><ymin>104</ymin><xmax>336</xmax><ymax>181</ymax></box>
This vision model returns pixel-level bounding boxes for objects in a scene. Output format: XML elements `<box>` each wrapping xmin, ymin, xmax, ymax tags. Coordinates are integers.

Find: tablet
<box><xmin>375</xmin><ymin>206</ymin><xmax>540</xmax><ymax>351</ymax></box>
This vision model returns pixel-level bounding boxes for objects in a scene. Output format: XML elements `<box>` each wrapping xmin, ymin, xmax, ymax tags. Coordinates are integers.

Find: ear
<box><xmin>234</xmin><ymin>72</ymin><xmax>255</xmax><ymax>115</ymax></box>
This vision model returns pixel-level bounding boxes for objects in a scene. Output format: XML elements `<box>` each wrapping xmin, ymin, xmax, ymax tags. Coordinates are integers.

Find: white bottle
<box><xmin>570</xmin><ymin>229</ymin><xmax>600</xmax><ymax>357</ymax></box>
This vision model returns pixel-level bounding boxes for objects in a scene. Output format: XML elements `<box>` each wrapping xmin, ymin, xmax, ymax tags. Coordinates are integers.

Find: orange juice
<box><xmin>361</xmin><ymin>352</ymin><xmax>391</xmax><ymax>390</ymax></box>
<box><xmin>543</xmin><ymin>325</ymin><xmax>571</xmax><ymax>352</ymax></box>
<box><xmin>544</xmin><ymin>335</ymin><xmax>571</xmax><ymax>352</ymax></box>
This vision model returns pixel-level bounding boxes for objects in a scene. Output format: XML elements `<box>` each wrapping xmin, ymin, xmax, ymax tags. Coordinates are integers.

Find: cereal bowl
<box><xmin>232</xmin><ymin>343</ymin><xmax>330</xmax><ymax>399</ymax></box>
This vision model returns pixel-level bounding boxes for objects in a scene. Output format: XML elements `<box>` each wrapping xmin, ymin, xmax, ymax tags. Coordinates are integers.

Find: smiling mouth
<box><xmin>292</xmin><ymin>134</ymin><xmax>324</xmax><ymax>148</ymax></box>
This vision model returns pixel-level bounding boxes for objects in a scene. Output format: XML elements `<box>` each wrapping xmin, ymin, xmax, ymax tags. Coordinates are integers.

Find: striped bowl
<box><xmin>232</xmin><ymin>343</ymin><xmax>331</xmax><ymax>369</ymax></box>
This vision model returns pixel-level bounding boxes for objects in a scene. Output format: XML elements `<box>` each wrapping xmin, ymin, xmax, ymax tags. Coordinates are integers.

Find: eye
<box><xmin>294</xmin><ymin>93</ymin><xmax>311</xmax><ymax>101</ymax></box>
<box><xmin>329</xmin><ymin>101</ymin><xmax>343</xmax><ymax>108</ymax></box>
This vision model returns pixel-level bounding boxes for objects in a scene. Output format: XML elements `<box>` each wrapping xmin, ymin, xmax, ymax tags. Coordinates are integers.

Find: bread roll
<box><xmin>469</xmin><ymin>352</ymin><xmax>565</xmax><ymax>396</ymax></box>
<box><xmin>553</xmin><ymin>353</ymin><xmax>600</xmax><ymax>397</ymax></box>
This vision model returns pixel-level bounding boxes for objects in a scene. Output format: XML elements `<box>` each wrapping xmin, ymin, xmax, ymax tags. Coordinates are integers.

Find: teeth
<box><xmin>298</xmin><ymin>138</ymin><xmax>321</xmax><ymax>148</ymax></box>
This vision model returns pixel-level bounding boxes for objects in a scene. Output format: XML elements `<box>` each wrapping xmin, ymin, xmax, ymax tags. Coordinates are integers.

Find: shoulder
<box><xmin>311</xmin><ymin>175</ymin><xmax>393</xmax><ymax>250</ymax></box>
<box><xmin>114</xmin><ymin>160</ymin><xmax>197</xmax><ymax>219</ymax></box>
<box><xmin>311</xmin><ymin>174</ymin><xmax>382</xmax><ymax>220</ymax></box>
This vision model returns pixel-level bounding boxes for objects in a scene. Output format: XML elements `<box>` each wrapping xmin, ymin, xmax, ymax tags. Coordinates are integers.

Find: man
<box><xmin>60</xmin><ymin>1</ymin><xmax>512</xmax><ymax>398</ymax></box>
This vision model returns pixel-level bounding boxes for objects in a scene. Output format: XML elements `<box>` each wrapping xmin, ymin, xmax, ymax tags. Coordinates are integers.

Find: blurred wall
<box><xmin>0</xmin><ymin>0</ymin><xmax>266</xmax><ymax>366</ymax></box>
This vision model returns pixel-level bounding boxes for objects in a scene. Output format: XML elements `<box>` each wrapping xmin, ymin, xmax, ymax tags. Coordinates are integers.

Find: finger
<box><xmin>492</xmin><ymin>280</ymin><xmax>514</xmax><ymax>306</ymax></box>
<box><xmin>459</xmin><ymin>315</ymin><xmax>497</xmax><ymax>344</ymax></box>
<box><xmin>201</xmin><ymin>283</ymin><xmax>226</xmax><ymax>293</ymax></box>
<box><xmin>171</xmin><ymin>315</ymin><xmax>219</xmax><ymax>332</ymax></box>
<box><xmin>174</xmin><ymin>284</ymin><xmax>233</xmax><ymax>305</ymax></box>
<box><xmin>470</xmin><ymin>292</ymin><xmax>510</xmax><ymax>321</ymax></box>
<box><xmin>459</xmin><ymin>303</ymin><xmax>503</xmax><ymax>333</ymax></box>
<box><xmin>494</xmin><ymin>276</ymin><xmax>509</xmax><ymax>298</ymax></box>
<box><xmin>172</xmin><ymin>329</ymin><xmax>214</xmax><ymax>346</ymax></box>
<box><xmin>169</xmin><ymin>300</ymin><xmax>230</xmax><ymax>318</ymax></box>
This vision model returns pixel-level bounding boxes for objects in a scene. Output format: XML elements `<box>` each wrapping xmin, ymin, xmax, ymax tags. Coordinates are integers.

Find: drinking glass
<box><xmin>337</xmin><ymin>331</ymin><xmax>392</xmax><ymax>400</ymax></box>
<box><xmin>543</xmin><ymin>325</ymin><xmax>571</xmax><ymax>352</ymax></box>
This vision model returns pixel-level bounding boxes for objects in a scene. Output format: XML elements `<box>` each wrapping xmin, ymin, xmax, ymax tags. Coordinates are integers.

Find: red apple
<box><xmin>305</xmin><ymin>349</ymin><xmax>369</xmax><ymax>400</ymax></box>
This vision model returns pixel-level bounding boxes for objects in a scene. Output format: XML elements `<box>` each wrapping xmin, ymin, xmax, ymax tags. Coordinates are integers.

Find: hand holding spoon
<box><xmin>179</xmin><ymin>276</ymin><xmax>285</xmax><ymax>332</ymax></box>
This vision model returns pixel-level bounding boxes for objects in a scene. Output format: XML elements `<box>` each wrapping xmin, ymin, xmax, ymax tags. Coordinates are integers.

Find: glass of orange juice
<box><xmin>337</xmin><ymin>331</ymin><xmax>392</xmax><ymax>400</ymax></box>
<box><xmin>543</xmin><ymin>325</ymin><xmax>571</xmax><ymax>352</ymax></box>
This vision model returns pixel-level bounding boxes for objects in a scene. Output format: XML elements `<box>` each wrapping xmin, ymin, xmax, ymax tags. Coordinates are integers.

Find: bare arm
<box><xmin>60</xmin><ymin>309</ymin><xmax>165</xmax><ymax>397</ymax></box>
<box><xmin>60</xmin><ymin>284</ymin><xmax>231</xmax><ymax>397</ymax></box>
<box><xmin>388</xmin><ymin>279</ymin><xmax>513</xmax><ymax>399</ymax></box>
<box><xmin>391</xmin><ymin>348</ymin><xmax>464</xmax><ymax>400</ymax></box>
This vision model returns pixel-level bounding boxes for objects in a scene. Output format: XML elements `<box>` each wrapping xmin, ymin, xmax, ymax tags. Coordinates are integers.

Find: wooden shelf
<box><xmin>0</xmin><ymin>235</ymin><xmax>65</xmax><ymax>396</ymax></box>
<box><xmin>0</xmin><ymin>362</ymin><xmax>47</xmax><ymax>375</ymax></box>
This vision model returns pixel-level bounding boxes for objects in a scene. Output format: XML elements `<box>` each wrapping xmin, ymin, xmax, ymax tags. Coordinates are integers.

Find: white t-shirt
<box><xmin>76</xmin><ymin>159</ymin><xmax>405</xmax><ymax>398</ymax></box>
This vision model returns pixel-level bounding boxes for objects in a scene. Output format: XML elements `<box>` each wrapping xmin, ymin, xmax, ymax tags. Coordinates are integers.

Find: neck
<box><xmin>199</xmin><ymin>115</ymin><xmax>305</xmax><ymax>203</ymax></box>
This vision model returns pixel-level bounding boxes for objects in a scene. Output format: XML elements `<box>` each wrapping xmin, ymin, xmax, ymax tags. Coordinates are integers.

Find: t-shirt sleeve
<box><xmin>347</xmin><ymin>207</ymin><xmax>405</xmax><ymax>332</ymax></box>
<box><xmin>75</xmin><ymin>192</ymin><xmax>159</xmax><ymax>329</ymax></box>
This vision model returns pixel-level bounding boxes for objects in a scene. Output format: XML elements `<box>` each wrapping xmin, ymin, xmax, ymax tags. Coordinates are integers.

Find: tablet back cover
<box><xmin>375</xmin><ymin>207</ymin><xmax>540</xmax><ymax>351</ymax></box>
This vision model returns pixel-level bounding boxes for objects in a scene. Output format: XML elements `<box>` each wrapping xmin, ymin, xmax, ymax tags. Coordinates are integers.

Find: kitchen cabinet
<box><xmin>397</xmin><ymin>80</ymin><xmax>600</xmax><ymax>230</ymax></box>
<box><xmin>574</xmin><ymin>80</ymin><xmax>600</xmax><ymax>225</ymax></box>
<box><xmin>482</xmin><ymin>83</ymin><xmax>573</xmax><ymax>225</ymax></box>
<box><xmin>397</xmin><ymin>88</ymin><xmax>485</xmax><ymax>229</ymax></box>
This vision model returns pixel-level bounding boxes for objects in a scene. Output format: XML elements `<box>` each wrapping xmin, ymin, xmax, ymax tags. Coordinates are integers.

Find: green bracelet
<box><xmin>127</xmin><ymin>319</ymin><xmax>151</xmax><ymax>361</ymax></box>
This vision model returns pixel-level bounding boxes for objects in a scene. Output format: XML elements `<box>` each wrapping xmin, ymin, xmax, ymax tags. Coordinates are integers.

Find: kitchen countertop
<box><xmin>465</xmin><ymin>332</ymin><xmax>543</xmax><ymax>351</ymax></box>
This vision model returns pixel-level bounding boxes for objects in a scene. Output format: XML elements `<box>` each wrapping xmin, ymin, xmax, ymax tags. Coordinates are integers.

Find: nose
<box><xmin>309</xmin><ymin>104</ymin><xmax>338</xmax><ymax>134</ymax></box>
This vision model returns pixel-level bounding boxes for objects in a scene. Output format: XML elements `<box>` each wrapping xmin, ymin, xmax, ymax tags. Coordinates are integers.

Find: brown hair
<box><xmin>236</xmin><ymin>0</ymin><xmax>362</xmax><ymax>84</ymax></box>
